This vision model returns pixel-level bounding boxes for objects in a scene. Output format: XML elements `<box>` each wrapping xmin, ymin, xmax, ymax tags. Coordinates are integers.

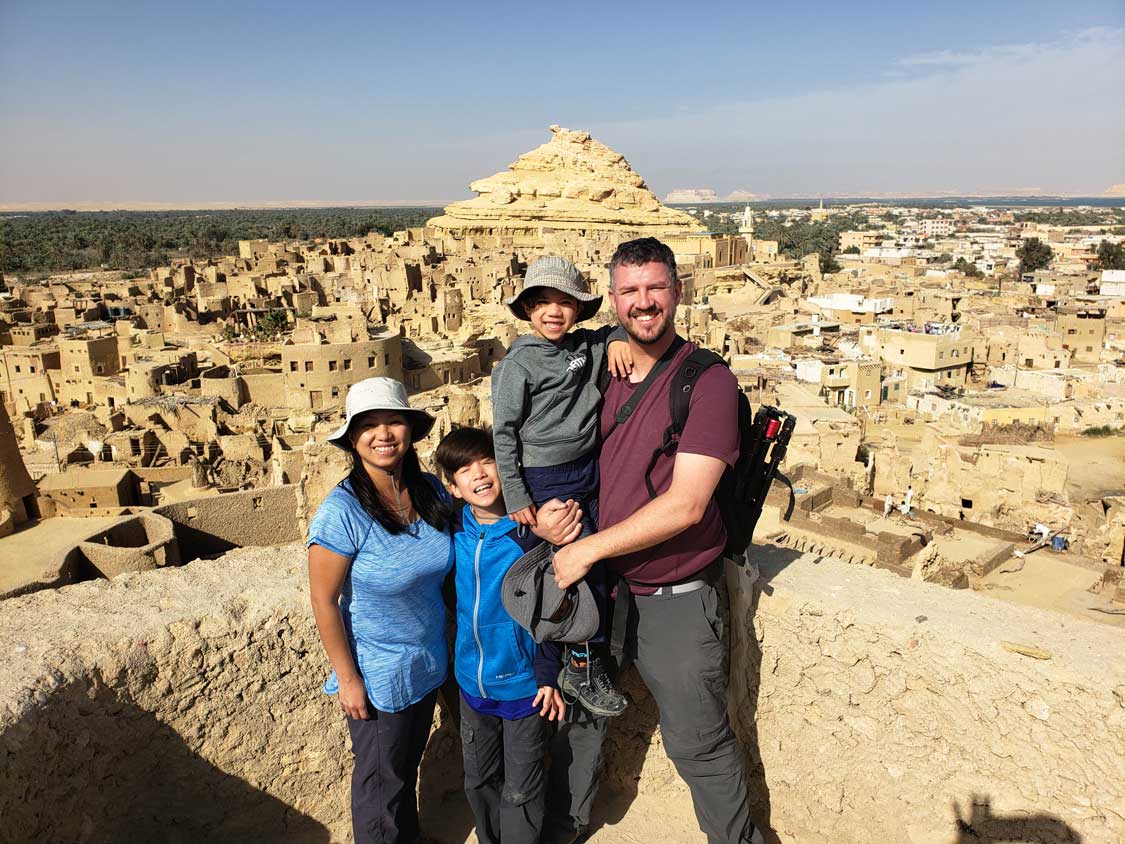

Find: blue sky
<box><xmin>1</xmin><ymin>0</ymin><xmax>1123</xmax><ymax>203</ymax></box>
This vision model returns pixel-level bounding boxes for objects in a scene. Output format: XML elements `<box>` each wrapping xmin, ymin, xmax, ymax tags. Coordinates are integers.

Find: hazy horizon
<box><xmin>1</xmin><ymin>1</ymin><xmax>1122</xmax><ymax>204</ymax></box>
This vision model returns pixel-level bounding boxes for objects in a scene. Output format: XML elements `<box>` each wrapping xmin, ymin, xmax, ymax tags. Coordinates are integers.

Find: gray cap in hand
<box><xmin>501</xmin><ymin>542</ymin><xmax>599</xmax><ymax>643</ymax></box>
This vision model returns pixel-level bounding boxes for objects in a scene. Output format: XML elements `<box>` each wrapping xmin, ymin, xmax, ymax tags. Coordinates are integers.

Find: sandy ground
<box><xmin>426</xmin><ymin>791</ymin><xmax>708</xmax><ymax>844</ymax></box>
<box><xmin>979</xmin><ymin>552</ymin><xmax>1125</xmax><ymax>629</ymax></box>
<box><xmin>931</xmin><ymin>531</ymin><xmax>1010</xmax><ymax>563</ymax></box>
<box><xmin>0</xmin><ymin>515</ymin><xmax>121</xmax><ymax>595</ymax></box>
<box><xmin>1052</xmin><ymin>433</ymin><xmax>1125</xmax><ymax>500</ymax></box>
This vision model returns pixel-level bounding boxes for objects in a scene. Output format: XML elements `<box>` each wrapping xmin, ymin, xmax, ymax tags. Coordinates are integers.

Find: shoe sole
<box><xmin>558</xmin><ymin>668</ymin><xmax>628</xmax><ymax>718</ymax></box>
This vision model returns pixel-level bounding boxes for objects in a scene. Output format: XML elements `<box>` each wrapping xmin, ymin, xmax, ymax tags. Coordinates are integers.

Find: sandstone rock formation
<box><xmin>664</xmin><ymin>188</ymin><xmax>720</xmax><ymax>204</ymax></box>
<box><xmin>2</xmin><ymin>543</ymin><xmax>1121</xmax><ymax>843</ymax></box>
<box><xmin>427</xmin><ymin>126</ymin><xmax>705</xmax><ymax>237</ymax></box>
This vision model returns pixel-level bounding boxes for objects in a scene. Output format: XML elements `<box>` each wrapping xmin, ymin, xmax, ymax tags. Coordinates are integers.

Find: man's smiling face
<box><xmin>609</xmin><ymin>261</ymin><xmax>680</xmax><ymax>346</ymax></box>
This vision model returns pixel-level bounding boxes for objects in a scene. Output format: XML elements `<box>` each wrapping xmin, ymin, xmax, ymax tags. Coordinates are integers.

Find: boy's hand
<box><xmin>607</xmin><ymin>341</ymin><xmax>634</xmax><ymax>378</ymax></box>
<box><xmin>510</xmin><ymin>504</ymin><xmax>538</xmax><ymax>527</ymax></box>
<box><xmin>533</xmin><ymin>685</ymin><xmax>566</xmax><ymax>721</ymax></box>
<box><xmin>531</xmin><ymin>499</ymin><xmax>583</xmax><ymax>546</ymax></box>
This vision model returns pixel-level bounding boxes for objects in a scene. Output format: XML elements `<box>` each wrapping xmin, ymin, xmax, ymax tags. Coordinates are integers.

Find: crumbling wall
<box><xmin>0</xmin><ymin>547</ymin><xmax>352</xmax><ymax>843</ymax></box>
<box><xmin>2</xmin><ymin>544</ymin><xmax>1121</xmax><ymax>844</ymax></box>
<box><xmin>77</xmin><ymin>511</ymin><xmax>180</xmax><ymax>577</ymax></box>
<box><xmin>731</xmin><ymin>545</ymin><xmax>1125</xmax><ymax>844</ymax></box>
<box><xmin>154</xmin><ymin>485</ymin><xmax>300</xmax><ymax>561</ymax></box>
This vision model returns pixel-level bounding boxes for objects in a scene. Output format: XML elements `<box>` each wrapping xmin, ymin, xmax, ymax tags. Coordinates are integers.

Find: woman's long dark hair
<box><xmin>345</xmin><ymin>443</ymin><xmax>449</xmax><ymax>535</ymax></box>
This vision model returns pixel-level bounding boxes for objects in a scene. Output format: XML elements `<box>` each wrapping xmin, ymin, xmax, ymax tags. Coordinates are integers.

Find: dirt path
<box><xmin>0</xmin><ymin>516</ymin><xmax>120</xmax><ymax>595</ymax></box>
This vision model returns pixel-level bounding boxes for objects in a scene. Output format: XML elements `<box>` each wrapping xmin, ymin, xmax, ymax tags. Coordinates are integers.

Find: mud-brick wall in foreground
<box><xmin>0</xmin><ymin>544</ymin><xmax>1122</xmax><ymax>843</ymax></box>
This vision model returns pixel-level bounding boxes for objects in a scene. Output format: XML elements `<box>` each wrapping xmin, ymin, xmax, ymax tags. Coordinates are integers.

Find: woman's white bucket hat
<box><xmin>326</xmin><ymin>377</ymin><xmax>435</xmax><ymax>449</ymax></box>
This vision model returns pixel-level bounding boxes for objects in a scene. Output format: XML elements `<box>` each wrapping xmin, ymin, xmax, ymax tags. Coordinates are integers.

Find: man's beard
<box><xmin>622</xmin><ymin>307</ymin><xmax>673</xmax><ymax>345</ymax></box>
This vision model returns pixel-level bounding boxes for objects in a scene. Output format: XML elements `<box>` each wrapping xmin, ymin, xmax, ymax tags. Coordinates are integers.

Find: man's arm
<box><xmin>552</xmin><ymin>451</ymin><xmax>726</xmax><ymax>588</ymax></box>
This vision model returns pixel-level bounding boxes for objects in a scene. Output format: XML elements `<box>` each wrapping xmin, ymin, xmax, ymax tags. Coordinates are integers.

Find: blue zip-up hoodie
<box><xmin>451</xmin><ymin>504</ymin><xmax>562</xmax><ymax>700</ymax></box>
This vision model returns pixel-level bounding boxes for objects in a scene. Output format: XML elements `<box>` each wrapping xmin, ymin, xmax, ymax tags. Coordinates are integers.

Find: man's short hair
<box><xmin>434</xmin><ymin>426</ymin><xmax>495</xmax><ymax>482</ymax></box>
<box><xmin>608</xmin><ymin>237</ymin><xmax>678</xmax><ymax>290</ymax></box>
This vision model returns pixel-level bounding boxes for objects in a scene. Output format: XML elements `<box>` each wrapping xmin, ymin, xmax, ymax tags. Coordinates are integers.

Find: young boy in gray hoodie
<box><xmin>491</xmin><ymin>256</ymin><xmax>630</xmax><ymax>718</ymax></box>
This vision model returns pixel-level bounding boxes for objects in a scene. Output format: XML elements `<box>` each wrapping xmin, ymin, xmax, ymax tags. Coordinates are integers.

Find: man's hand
<box><xmin>533</xmin><ymin>685</ymin><xmax>566</xmax><ymax>721</ymax></box>
<box><xmin>530</xmin><ymin>499</ymin><xmax>583</xmax><ymax>546</ymax></box>
<box><xmin>553</xmin><ymin>539</ymin><xmax>599</xmax><ymax>589</ymax></box>
<box><xmin>510</xmin><ymin>504</ymin><xmax>538</xmax><ymax>527</ymax></box>
<box><xmin>607</xmin><ymin>341</ymin><xmax>634</xmax><ymax>378</ymax></box>
<box><xmin>337</xmin><ymin>673</ymin><xmax>369</xmax><ymax>721</ymax></box>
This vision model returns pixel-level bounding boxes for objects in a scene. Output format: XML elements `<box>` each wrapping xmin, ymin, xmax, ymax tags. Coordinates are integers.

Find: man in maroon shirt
<box><xmin>548</xmin><ymin>238</ymin><xmax>760</xmax><ymax>844</ymax></box>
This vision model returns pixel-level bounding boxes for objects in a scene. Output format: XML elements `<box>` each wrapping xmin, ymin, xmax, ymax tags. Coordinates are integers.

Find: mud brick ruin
<box><xmin>2</xmin><ymin>126</ymin><xmax>1123</xmax><ymax>843</ymax></box>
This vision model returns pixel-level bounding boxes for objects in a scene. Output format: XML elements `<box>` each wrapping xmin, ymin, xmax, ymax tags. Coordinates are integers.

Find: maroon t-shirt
<box><xmin>598</xmin><ymin>339</ymin><xmax>739</xmax><ymax>590</ymax></box>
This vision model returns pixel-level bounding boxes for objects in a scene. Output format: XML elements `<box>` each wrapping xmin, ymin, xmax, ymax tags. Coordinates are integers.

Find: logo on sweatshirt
<box><xmin>567</xmin><ymin>353</ymin><xmax>587</xmax><ymax>373</ymax></box>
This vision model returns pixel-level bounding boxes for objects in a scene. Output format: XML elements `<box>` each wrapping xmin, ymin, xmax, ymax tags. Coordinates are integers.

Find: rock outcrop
<box><xmin>664</xmin><ymin>188</ymin><xmax>720</xmax><ymax>204</ymax></box>
<box><xmin>2</xmin><ymin>544</ymin><xmax>1121</xmax><ymax>843</ymax></box>
<box><xmin>427</xmin><ymin>126</ymin><xmax>704</xmax><ymax>237</ymax></box>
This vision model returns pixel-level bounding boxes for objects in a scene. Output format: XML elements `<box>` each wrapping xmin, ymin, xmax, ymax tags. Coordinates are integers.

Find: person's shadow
<box><xmin>952</xmin><ymin>795</ymin><xmax>1083</xmax><ymax>843</ymax></box>
<box><xmin>2</xmin><ymin>679</ymin><xmax>331</xmax><ymax>844</ymax></box>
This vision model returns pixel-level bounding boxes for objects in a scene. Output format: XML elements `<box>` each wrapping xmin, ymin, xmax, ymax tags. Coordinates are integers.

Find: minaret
<box><xmin>739</xmin><ymin>205</ymin><xmax>754</xmax><ymax>259</ymax></box>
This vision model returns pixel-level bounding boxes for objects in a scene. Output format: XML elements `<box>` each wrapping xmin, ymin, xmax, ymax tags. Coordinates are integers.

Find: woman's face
<box><xmin>347</xmin><ymin>409</ymin><xmax>412</xmax><ymax>473</ymax></box>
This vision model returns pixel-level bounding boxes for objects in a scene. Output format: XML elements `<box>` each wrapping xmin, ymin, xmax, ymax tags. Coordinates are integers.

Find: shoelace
<box><xmin>585</xmin><ymin>659</ymin><xmax>617</xmax><ymax>695</ymax></box>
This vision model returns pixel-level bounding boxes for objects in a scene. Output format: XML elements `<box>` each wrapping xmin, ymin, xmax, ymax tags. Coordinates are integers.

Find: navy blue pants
<box><xmin>346</xmin><ymin>689</ymin><xmax>437</xmax><ymax>844</ymax></box>
<box><xmin>523</xmin><ymin>452</ymin><xmax>607</xmax><ymax>644</ymax></box>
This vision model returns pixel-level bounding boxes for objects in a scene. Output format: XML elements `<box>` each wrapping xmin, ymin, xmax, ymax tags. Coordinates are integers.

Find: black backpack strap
<box><xmin>597</xmin><ymin>360</ymin><xmax>612</xmax><ymax>395</ymax></box>
<box><xmin>668</xmin><ymin>349</ymin><xmax>725</xmax><ymax>438</ymax></box>
<box><xmin>643</xmin><ymin>348</ymin><xmax>726</xmax><ymax>499</ymax></box>
<box><xmin>602</xmin><ymin>336</ymin><xmax>684</xmax><ymax>445</ymax></box>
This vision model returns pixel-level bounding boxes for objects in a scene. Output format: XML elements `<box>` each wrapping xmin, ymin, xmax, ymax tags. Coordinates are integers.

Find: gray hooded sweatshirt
<box><xmin>491</xmin><ymin>325</ymin><xmax>624</xmax><ymax>513</ymax></box>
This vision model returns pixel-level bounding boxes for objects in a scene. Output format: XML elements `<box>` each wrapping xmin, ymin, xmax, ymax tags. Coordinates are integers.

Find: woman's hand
<box><xmin>533</xmin><ymin>685</ymin><xmax>566</xmax><ymax>721</ymax></box>
<box><xmin>510</xmin><ymin>504</ymin><xmax>538</xmax><ymax>527</ymax></box>
<box><xmin>530</xmin><ymin>499</ymin><xmax>583</xmax><ymax>546</ymax></box>
<box><xmin>338</xmin><ymin>674</ymin><xmax>370</xmax><ymax>721</ymax></box>
<box><xmin>607</xmin><ymin>341</ymin><xmax>634</xmax><ymax>379</ymax></box>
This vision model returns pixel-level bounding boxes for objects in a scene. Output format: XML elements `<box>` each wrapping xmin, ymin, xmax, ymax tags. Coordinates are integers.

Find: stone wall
<box><xmin>1</xmin><ymin>544</ymin><xmax>1122</xmax><ymax>844</ymax></box>
<box><xmin>153</xmin><ymin>485</ymin><xmax>301</xmax><ymax>562</ymax></box>
<box><xmin>732</xmin><ymin>544</ymin><xmax>1125</xmax><ymax>844</ymax></box>
<box><xmin>0</xmin><ymin>547</ymin><xmax>353</xmax><ymax>843</ymax></box>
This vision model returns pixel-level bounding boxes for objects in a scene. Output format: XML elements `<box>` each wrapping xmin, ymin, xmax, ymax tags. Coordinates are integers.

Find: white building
<box><xmin>1099</xmin><ymin>269</ymin><xmax>1125</xmax><ymax>297</ymax></box>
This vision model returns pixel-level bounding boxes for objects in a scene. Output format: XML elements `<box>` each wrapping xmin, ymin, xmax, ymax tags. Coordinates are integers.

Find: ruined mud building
<box><xmin>1</xmin><ymin>125</ymin><xmax>1123</xmax><ymax>601</ymax></box>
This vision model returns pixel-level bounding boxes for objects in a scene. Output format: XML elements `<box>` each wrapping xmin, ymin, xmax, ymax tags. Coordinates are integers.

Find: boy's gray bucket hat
<box><xmin>506</xmin><ymin>256</ymin><xmax>603</xmax><ymax>322</ymax></box>
<box><xmin>326</xmin><ymin>377</ymin><xmax>435</xmax><ymax>449</ymax></box>
<box><xmin>501</xmin><ymin>542</ymin><xmax>599</xmax><ymax>643</ymax></box>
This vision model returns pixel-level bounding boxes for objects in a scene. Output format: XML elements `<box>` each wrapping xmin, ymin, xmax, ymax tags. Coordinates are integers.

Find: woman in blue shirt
<box><xmin>308</xmin><ymin>377</ymin><xmax>452</xmax><ymax>844</ymax></box>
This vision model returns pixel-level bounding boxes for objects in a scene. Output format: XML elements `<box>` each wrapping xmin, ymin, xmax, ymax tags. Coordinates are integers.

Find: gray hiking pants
<box><xmin>548</xmin><ymin>579</ymin><xmax>755</xmax><ymax>844</ymax></box>
<box><xmin>460</xmin><ymin>696</ymin><xmax>548</xmax><ymax>844</ymax></box>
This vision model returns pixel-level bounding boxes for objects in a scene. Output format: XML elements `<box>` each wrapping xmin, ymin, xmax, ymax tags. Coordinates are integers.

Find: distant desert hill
<box><xmin>664</xmin><ymin>188</ymin><xmax>721</xmax><ymax>204</ymax></box>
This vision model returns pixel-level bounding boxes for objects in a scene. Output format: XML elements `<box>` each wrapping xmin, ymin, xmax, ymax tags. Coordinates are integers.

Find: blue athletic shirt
<box><xmin>307</xmin><ymin>476</ymin><xmax>454</xmax><ymax>713</ymax></box>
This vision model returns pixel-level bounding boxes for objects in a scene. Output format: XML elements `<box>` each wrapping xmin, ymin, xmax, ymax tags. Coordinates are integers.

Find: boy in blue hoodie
<box><xmin>436</xmin><ymin>426</ymin><xmax>567</xmax><ymax>844</ymax></box>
